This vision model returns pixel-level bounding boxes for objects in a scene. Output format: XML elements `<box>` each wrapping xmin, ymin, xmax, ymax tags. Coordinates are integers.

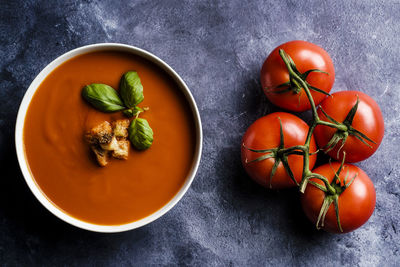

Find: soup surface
<box><xmin>24</xmin><ymin>51</ymin><xmax>196</xmax><ymax>225</ymax></box>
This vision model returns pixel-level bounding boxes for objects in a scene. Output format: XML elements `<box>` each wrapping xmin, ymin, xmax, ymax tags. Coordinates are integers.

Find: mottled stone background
<box><xmin>1</xmin><ymin>0</ymin><xmax>399</xmax><ymax>266</ymax></box>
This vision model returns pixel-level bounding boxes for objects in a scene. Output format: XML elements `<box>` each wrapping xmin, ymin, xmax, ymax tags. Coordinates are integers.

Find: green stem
<box><xmin>280</xmin><ymin>145</ymin><xmax>307</xmax><ymax>154</ymax></box>
<box><xmin>278</xmin><ymin>49</ymin><xmax>319</xmax><ymax>121</ymax></box>
<box><xmin>305</xmin><ymin>122</ymin><xmax>316</xmax><ymax>146</ymax></box>
<box><xmin>298</xmin><ymin>142</ymin><xmax>312</xmax><ymax>193</ymax></box>
<box><xmin>310</xmin><ymin>173</ymin><xmax>336</xmax><ymax>195</ymax></box>
<box><xmin>279</xmin><ymin>49</ymin><xmax>339</xmax><ymax>197</ymax></box>
<box><xmin>317</xmin><ymin>119</ymin><xmax>348</xmax><ymax>131</ymax></box>
<box><xmin>275</xmin><ymin>49</ymin><xmax>356</xmax><ymax>233</ymax></box>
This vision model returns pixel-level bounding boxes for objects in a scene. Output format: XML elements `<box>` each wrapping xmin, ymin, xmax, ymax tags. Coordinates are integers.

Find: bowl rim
<box><xmin>15</xmin><ymin>43</ymin><xmax>203</xmax><ymax>233</ymax></box>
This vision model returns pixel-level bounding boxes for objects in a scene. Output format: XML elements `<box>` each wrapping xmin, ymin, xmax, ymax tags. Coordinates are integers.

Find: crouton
<box><xmin>112</xmin><ymin>119</ymin><xmax>130</xmax><ymax>139</ymax></box>
<box><xmin>85</xmin><ymin>121</ymin><xmax>113</xmax><ymax>145</ymax></box>
<box><xmin>100</xmin><ymin>136</ymin><xmax>119</xmax><ymax>151</ymax></box>
<box><xmin>90</xmin><ymin>145</ymin><xmax>109</xmax><ymax>167</ymax></box>
<box><xmin>112</xmin><ymin>140</ymin><xmax>130</xmax><ymax>160</ymax></box>
<box><xmin>85</xmin><ymin>120</ymin><xmax>131</xmax><ymax>166</ymax></box>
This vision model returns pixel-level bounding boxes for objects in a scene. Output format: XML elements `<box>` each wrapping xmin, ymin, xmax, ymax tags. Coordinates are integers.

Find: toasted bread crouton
<box><xmin>85</xmin><ymin>121</ymin><xmax>113</xmax><ymax>166</ymax></box>
<box><xmin>85</xmin><ymin>121</ymin><xmax>113</xmax><ymax>145</ymax></box>
<box><xmin>90</xmin><ymin>145</ymin><xmax>109</xmax><ymax>167</ymax></box>
<box><xmin>112</xmin><ymin>119</ymin><xmax>130</xmax><ymax>139</ymax></box>
<box><xmin>100</xmin><ymin>136</ymin><xmax>119</xmax><ymax>151</ymax></box>
<box><xmin>85</xmin><ymin>120</ymin><xmax>130</xmax><ymax>166</ymax></box>
<box><xmin>112</xmin><ymin>140</ymin><xmax>130</xmax><ymax>160</ymax></box>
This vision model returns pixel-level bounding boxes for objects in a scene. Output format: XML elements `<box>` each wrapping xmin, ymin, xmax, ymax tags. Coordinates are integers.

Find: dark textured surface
<box><xmin>1</xmin><ymin>0</ymin><xmax>399</xmax><ymax>265</ymax></box>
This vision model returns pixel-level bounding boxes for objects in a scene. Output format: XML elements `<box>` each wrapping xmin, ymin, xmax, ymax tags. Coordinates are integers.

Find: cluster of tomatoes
<box><xmin>241</xmin><ymin>40</ymin><xmax>384</xmax><ymax>233</ymax></box>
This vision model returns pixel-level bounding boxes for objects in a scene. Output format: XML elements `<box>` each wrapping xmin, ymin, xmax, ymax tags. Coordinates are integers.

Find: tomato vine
<box><xmin>244</xmin><ymin>48</ymin><xmax>376</xmax><ymax>232</ymax></box>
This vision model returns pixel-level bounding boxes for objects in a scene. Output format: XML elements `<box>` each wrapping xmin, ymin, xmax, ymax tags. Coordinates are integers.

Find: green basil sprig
<box><xmin>120</xmin><ymin>71</ymin><xmax>144</xmax><ymax>108</ymax></box>
<box><xmin>129</xmin><ymin>118</ymin><xmax>153</xmax><ymax>150</ymax></box>
<box><xmin>82</xmin><ymin>71</ymin><xmax>154</xmax><ymax>150</ymax></box>
<box><xmin>82</xmin><ymin>83</ymin><xmax>125</xmax><ymax>112</ymax></box>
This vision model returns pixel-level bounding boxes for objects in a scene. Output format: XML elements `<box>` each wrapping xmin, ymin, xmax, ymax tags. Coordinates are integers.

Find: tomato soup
<box><xmin>23</xmin><ymin>51</ymin><xmax>196</xmax><ymax>225</ymax></box>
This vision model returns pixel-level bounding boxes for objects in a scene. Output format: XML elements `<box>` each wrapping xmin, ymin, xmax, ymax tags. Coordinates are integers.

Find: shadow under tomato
<box><xmin>231</xmin><ymin>152</ymin><xmax>329</xmax><ymax>239</ymax></box>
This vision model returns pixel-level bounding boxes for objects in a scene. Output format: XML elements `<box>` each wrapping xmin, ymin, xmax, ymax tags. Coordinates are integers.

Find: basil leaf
<box><xmin>82</xmin><ymin>83</ymin><xmax>125</xmax><ymax>112</ymax></box>
<box><xmin>129</xmin><ymin>118</ymin><xmax>153</xmax><ymax>150</ymax></box>
<box><xmin>120</xmin><ymin>71</ymin><xmax>144</xmax><ymax>108</ymax></box>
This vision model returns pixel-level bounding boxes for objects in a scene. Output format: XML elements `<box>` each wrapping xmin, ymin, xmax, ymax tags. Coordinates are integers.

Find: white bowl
<box><xmin>15</xmin><ymin>43</ymin><xmax>202</xmax><ymax>233</ymax></box>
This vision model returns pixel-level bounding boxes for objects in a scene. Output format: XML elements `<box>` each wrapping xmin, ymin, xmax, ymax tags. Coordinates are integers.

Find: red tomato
<box><xmin>241</xmin><ymin>112</ymin><xmax>317</xmax><ymax>189</ymax></box>
<box><xmin>261</xmin><ymin>40</ymin><xmax>335</xmax><ymax>112</ymax></box>
<box><xmin>314</xmin><ymin>91</ymin><xmax>384</xmax><ymax>162</ymax></box>
<box><xmin>301</xmin><ymin>163</ymin><xmax>376</xmax><ymax>233</ymax></box>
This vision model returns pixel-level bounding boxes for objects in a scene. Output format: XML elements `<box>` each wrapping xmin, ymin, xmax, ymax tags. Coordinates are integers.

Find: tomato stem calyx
<box><xmin>273</xmin><ymin>49</ymin><xmax>330</xmax><ymax>101</ymax></box>
<box><xmin>318</xmin><ymin>97</ymin><xmax>376</xmax><ymax>158</ymax></box>
<box><xmin>308</xmin><ymin>153</ymin><xmax>358</xmax><ymax>232</ymax></box>
<box><xmin>244</xmin><ymin>117</ymin><xmax>303</xmax><ymax>188</ymax></box>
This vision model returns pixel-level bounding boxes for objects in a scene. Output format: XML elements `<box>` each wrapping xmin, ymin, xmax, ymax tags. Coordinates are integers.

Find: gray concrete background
<box><xmin>1</xmin><ymin>0</ymin><xmax>399</xmax><ymax>266</ymax></box>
